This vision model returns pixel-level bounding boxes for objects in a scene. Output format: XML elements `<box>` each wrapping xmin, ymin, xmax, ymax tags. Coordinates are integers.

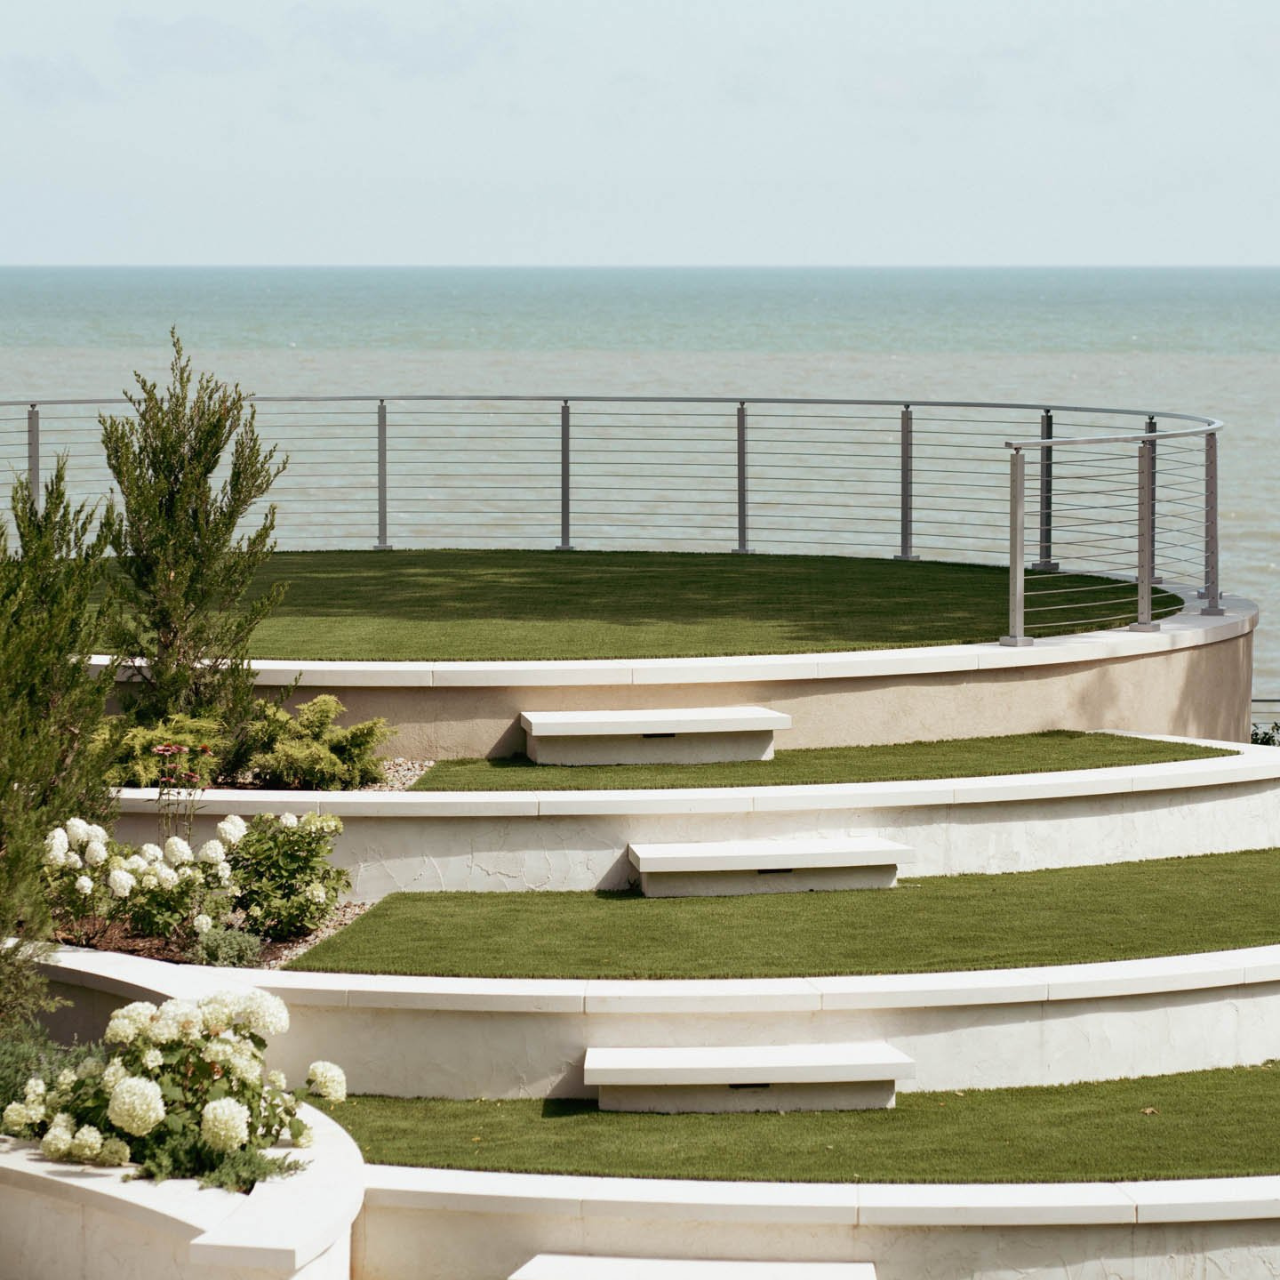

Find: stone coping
<box><xmin>363</xmin><ymin>1164</ymin><xmax>1280</xmax><ymax>1227</ymax></box>
<box><xmin>39</xmin><ymin>937</ymin><xmax>1280</xmax><ymax>1019</ymax></box>
<box><xmin>0</xmin><ymin>1104</ymin><xmax>362</xmax><ymax>1274</ymax></box>
<box><xmin>113</xmin><ymin>733</ymin><xmax>1276</xmax><ymax>820</ymax></box>
<box><xmin>91</xmin><ymin>587</ymin><xmax>1255</xmax><ymax>689</ymax></box>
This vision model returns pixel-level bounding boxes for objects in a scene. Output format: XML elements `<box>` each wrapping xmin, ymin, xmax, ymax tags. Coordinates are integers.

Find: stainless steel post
<box><xmin>374</xmin><ymin>399</ymin><xmax>390</xmax><ymax>550</ymax></box>
<box><xmin>26</xmin><ymin>403</ymin><xmax>39</xmax><ymax>501</ymax></box>
<box><xmin>1201</xmin><ymin>431</ymin><xmax>1224</xmax><ymax>615</ymax></box>
<box><xmin>894</xmin><ymin>404</ymin><xmax>918</xmax><ymax>560</ymax></box>
<box><xmin>1033</xmin><ymin>409</ymin><xmax>1057</xmax><ymax>570</ymax></box>
<box><xmin>1001</xmin><ymin>448</ymin><xmax>1032</xmax><ymax>646</ymax></box>
<box><xmin>733</xmin><ymin>401</ymin><xmax>749</xmax><ymax>553</ymax></box>
<box><xmin>558</xmin><ymin>400</ymin><xmax>572</xmax><ymax>550</ymax></box>
<box><xmin>1145</xmin><ymin>415</ymin><xmax>1161</xmax><ymax>584</ymax></box>
<box><xmin>1131</xmin><ymin>438</ymin><xmax>1159</xmax><ymax>631</ymax></box>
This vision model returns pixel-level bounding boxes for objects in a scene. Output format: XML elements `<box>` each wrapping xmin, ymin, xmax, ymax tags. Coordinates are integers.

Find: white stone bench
<box><xmin>521</xmin><ymin>706</ymin><xmax>792</xmax><ymax>766</ymax></box>
<box><xmin>627</xmin><ymin>835</ymin><xmax>913</xmax><ymax>895</ymax></box>
<box><xmin>511</xmin><ymin>1257</ymin><xmax>876</xmax><ymax>1280</ymax></box>
<box><xmin>583</xmin><ymin>1041</ymin><xmax>914</xmax><ymax>1113</ymax></box>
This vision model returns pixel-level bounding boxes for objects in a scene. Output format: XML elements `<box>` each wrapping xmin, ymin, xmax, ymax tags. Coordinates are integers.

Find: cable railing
<box><xmin>0</xmin><ymin>393</ymin><xmax>1225</xmax><ymax>645</ymax></box>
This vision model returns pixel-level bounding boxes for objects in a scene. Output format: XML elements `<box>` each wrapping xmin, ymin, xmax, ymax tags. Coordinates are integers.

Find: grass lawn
<box><xmin>243</xmin><ymin>550</ymin><xmax>1184</xmax><ymax>661</ymax></box>
<box><xmin>412</xmin><ymin>729</ymin><xmax>1230</xmax><ymax>792</ymax></box>
<box><xmin>318</xmin><ymin>1062</ymin><xmax>1280</xmax><ymax>1183</ymax></box>
<box><xmin>288</xmin><ymin>847</ymin><xmax>1277</xmax><ymax>979</ymax></box>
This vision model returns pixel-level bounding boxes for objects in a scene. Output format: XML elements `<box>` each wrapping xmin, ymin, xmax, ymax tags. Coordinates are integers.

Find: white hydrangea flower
<box><xmin>302</xmin><ymin>812</ymin><xmax>343</xmax><ymax>835</ymax></box>
<box><xmin>307</xmin><ymin>1060</ymin><xmax>347</xmax><ymax>1103</ymax></box>
<box><xmin>102</xmin><ymin>1058</ymin><xmax>127</xmax><ymax>1092</ymax></box>
<box><xmin>293</xmin><ymin>1125</ymin><xmax>314</xmax><ymax>1148</ymax></box>
<box><xmin>23</xmin><ymin>1078</ymin><xmax>45</xmax><ymax>1104</ymax></box>
<box><xmin>64</xmin><ymin>851</ymin><xmax>82</xmax><ymax>870</ymax></box>
<box><xmin>69</xmin><ymin>1125</ymin><xmax>103</xmax><ymax>1161</ymax></box>
<box><xmin>65</xmin><ymin>818</ymin><xmax>91</xmax><ymax>848</ymax></box>
<box><xmin>199</xmin><ymin>994</ymin><xmax>237</xmax><ymax>1035</ymax></box>
<box><xmin>141</xmin><ymin>1047</ymin><xmax>163</xmax><ymax>1071</ymax></box>
<box><xmin>85</xmin><ymin>824</ymin><xmax>108</xmax><ymax>845</ymax></box>
<box><xmin>202</xmin><ymin>1037</ymin><xmax>234</xmax><ymax>1068</ymax></box>
<box><xmin>304</xmin><ymin>882</ymin><xmax>326</xmax><ymax>904</ymax></box>
<box><xmin>107</xmin><ymin>868</ymin><xmax>136</xmax><ymax>899</ymax></box>
<box><xmin>216</xmin><ymin>815</ymin><xmax>248</xmax><ymax>846</ymax></box>
<box><xmin>201</xmin><ymin>1097</ymin><xmax>250</xmax><ymax>1152</ymax></box>
<box><xmin>104</xmin><ymin>1001</ymin><xmax>157</xmax><ymax>1045</ymax></box>
<box><xmin>139</xmin><ymin>842</ymin><xmax>163</xmax><ymax>865</ymax></box>
<box><xmin>56</xmin><ymin>1069</ymin><xmax>76</xmax><ymax>1090</ymax></box>
<box><xmin>122</xmin><ymin>854</ymin><xmax>148</xmax><ymax>874</ymax></box>
<box><xmin>267</xmin><ymin>1070</ymin><xmax>287</xmax><ymax>1090</ymax></box>
<box><xmin>97</xmin><ymin>1136</ymin><xmax>130</xmax><ymax>1167</ymax></box>
<box><xmin>163</xmin><ymin>836</ymin><xmax>194</xmax><ymax>866</ymax></box>
<box><xmin>83</xmin><ymin>840</ymin><xmax>108</xmax><ymax>867</ymax></box>
<box><xmin>41</xmin><ymin>835</ymin><xmax>67</xmax><ymax>868</ymax></box>
<box><xmin>150</xmin><ymin>999</ymin><xmax>203</xmax><ymax>1045</ymax></box>
<box><xmin>107</xmin><ymin>1077</ymin><xmax>165</xmax><ymax>1137</ymax></box>
<box><xmin>277</xmin><ymin>812</ymin><xmax>299</xmax><ymax>829</ymax></box>
<box><xmin>154</xmin><ymin>863</ymin><xmax>179</xmax><ymax>890</ymax></box>
<box><xmin>140</xmin><ymin>872</ymin><xmax>158</xmax><ymax>891</ymax></box>
<box><xmin>215</xmin><ymin>862</ymin><xmax>232</xmax><ymax>883</ymax></box>
<box><xmin>192</xmin><ymin>913</ymin><xmax>213</xmax><ymax>935</ymax></box>
<box><xmin>233</xmin><ymin>990</ymin><xmax>289</xmax><ymax>1037</ymax></box>
<box><xmin>227</xmin><ymin>1043</ymin><xmax>263</xmax><ymax>1085</ymax></box>
<box><xmin>2</xmin><ymin>1101</ymin><xmax>31</xmax><ymax>1132</ymax></box>
<box><xmin>197</xmin><ymin>839</ymin><xmax>226</xmax><ymax>865</ymax></box>
<box><xmin>74</xmin><ymin>875</ymin><xmax>93</xmax><ymax>896</ymax></box>
<box><xmin>40</xmin><ymin>1125</ymin><xmax>73</xmax><ymax>1160</ymax></box>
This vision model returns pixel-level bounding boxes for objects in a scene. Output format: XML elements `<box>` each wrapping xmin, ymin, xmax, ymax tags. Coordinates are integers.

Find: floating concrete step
<box><xmin>511</xmin><ymin>1257</ymin><xmax>877</xmax><ymax>1280</ymax></box>
<box><xmin>627</xmin><ymin>835</ymin><xmax>913</xmax><ymax>896</ymax></box>
<box><xmin>521</xmin><ymin>705</ymin><xmax>792</xmax><ymax>766</ymax></box>
<box><xmin>584</xmin><ymin>1040</ymin><xmax>914</xmax><ymax>1113</ymax></box>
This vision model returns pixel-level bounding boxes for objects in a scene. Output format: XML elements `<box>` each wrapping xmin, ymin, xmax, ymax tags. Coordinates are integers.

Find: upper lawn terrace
<box><xmin>241</xmin><ymin>549</ymin><xmax>1184</xmax><ymax>661</ymax></box>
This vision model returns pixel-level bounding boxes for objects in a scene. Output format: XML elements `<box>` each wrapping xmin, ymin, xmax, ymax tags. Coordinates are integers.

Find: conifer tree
<box><xmin>101</xmin><ymin>331</ymin><xmax>287</xmax><ymax>736</ymax></box>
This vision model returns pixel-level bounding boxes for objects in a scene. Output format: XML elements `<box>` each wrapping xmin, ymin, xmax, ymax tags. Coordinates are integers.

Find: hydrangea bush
<box><xmin>1</xmin><ymin>989</ymin><xmax>346</xmax><ymax>1191</ymax></box>
<box><xmin>41</xmin><ymin>810</ymin><xmax>347</xmax><ymax>958</ymax></box>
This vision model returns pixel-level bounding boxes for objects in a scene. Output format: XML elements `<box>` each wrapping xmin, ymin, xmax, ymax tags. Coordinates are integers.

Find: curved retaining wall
<box><xmin>99</xmin><ymin>590</ymin><xmax>1257</xmax><ymax>759</ymax></box>
<box><xmin>357</xmin><ymin>1166</ymin><xmax>1280</xmax><ymax>1280</ymax></box>
<box><xmin>115</xmin><ymin>738</ymin><xmax>1280</xmax><ymax>897</ymax></box>
<box><xmin>40</xmin><ymin>944</ymin><xmax>1280</xmax><ymax>1101</ymax></box>
<box><xmin>0</xmin><ymin>1106</ymin><xmax>361</xmax><ymax>1280</ymax></box>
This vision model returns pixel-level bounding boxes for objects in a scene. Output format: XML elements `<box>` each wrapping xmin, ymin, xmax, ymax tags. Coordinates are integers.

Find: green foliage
<box><xmin>187</xmin><ymin>926</ymin><xmax>263</xmax><ymax>968</ymax></box>
<box><xmin>1253</xmin><ymin>721</ymin><xmax>1279</xmax><ymax>747</ymax></box>
<box><xmin>0</xmin><ymin>458</ymin><xmax>118</xmax><ymax>1030</ymax></box>
<box><xmin>192</xmin><ymin>1147</ymin><xmax>300</xmax><ymax>1192</ymax></box>
<box><xmin>100</xmin><ymin>716</ymin><xmax>227</xmax><ymax>788</ymax></box>
<box><xmin>0</xmin><ymin>1023</ymin><xmax>93</xmax><ymax>1107</ymax></box>
<box><xmin>229</xmin><ymin>813</ymin><xmax>349</xmax><ymax>941</ymax></box>
<box><xmin>234</xmin><ymin>695</ymin><xmax>390</xmax><ymax>789</ymax></box>
<box><xmin>100</xmin><ymin>331</ymin><xmax>287</xmax><ymax>739</ymax></box>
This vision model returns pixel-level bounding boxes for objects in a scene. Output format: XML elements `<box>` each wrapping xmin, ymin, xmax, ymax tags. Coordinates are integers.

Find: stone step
<box><xmin>511</xmin><ymin>1257</ymin><xmax>877</xmax><ymax>1280</ymax></box>
<box><xmin>584</xmin><ymin>1041</ymin><xmax>914</xmax><ymax>1114</ymax></box>
<box><xmin>521</xmin><ymin>705</ymin><xmax>792</xmax><ymax>766</ymax></box>
<box><xmin>627</xmin><ymin>835</ymin><xmax>913</xmax><ymax>896</ymax></box>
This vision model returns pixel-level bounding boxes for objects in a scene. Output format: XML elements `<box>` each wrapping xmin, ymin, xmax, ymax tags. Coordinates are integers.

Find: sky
<box><xmin>2</xmin><ymin>0</ymin><xmax>1277</xmax><ymax>266</ymax></box>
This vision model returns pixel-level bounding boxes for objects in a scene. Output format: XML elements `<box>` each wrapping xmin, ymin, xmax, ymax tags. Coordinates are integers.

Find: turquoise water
<box><xmin>0</xmin><ymin>267</ymin><xmax>1275</xmax><ymax>695</ymax></box>
<box><xmin>4</xmin><ymin>266</ymin><xmax>1280</xmax><ymax>354</ymax></box>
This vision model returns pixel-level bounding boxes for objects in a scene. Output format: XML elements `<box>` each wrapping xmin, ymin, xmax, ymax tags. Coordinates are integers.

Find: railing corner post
<box><xmin>1201</xmin><ymin>429</ymin><xmax>1224</xmax><ymax>616</ymax></box>
<box><xmin>732</xmin><ymin>400</ymin><xmax>749</xmax><ymax>554</ymax></box>
<box><xmin>27</xmin><ymin>402</ymin><xmax>40</xmax><ymax>504</ymax></box>
<box><xmin>1130</xmin><ymin>435</ymin><xmax>1160</xmax><ymax>631</ymax></box>
<box><xmin>1001</xmin><ymin>446</ymin><xmax>1033</xmax><ymax>646</ymax></box>
<box><xmin>1032</xmin><ymin>409</ymin><xmax>1058</xmax><ymax>571</ymax></box>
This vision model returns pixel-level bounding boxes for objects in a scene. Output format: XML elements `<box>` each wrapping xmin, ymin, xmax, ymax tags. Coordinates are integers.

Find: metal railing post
<box><xmin>27</xmin><ymin>403</ymin><xmax>39</xmax><ymax>500</ymax></box>
<box><xmin>894</xmin><ymin>404</ymin><xmax>918</xmax><ymax>560</ymax></box>
<box><xmin>1001</xmin><ymin>448</ymin><xmax>1032</xmax><ymax>646</ymax></box>
<box><xmin>1131</xmin><ymin>438</ymin><xmax>1159</xmax><ymax>631</ymax></box>
<box><xmin>1201</xmin><ymin>430</ymin><xmax>1224</xmax><ymax>615</ymax></box>
<box><xmin>1033</xmin><ymin>409</ymin><xmax>1057</xmax><ymax>570</ymax></box>
<box><xmin>374</xmin><ymin>399</ymin><xmax>390</xmax><ymax>550</ymax></box>
<box><xmin>558</xmin><ymin>400</ymin><xmax>572</xmax><ymax>550</ymax></box>
<box><xmin>1145</xmin><ymin>414</ymin><xmax>1161</xmax><ymax>584</ymax></box>
<box><xmin>733</xmin><ymin>401</ymin><xmax>749</xmax><ymax>553</ymax></box>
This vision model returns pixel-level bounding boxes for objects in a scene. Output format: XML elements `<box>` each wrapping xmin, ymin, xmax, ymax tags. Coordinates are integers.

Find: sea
<box><xmin>0</xmin><ymin>266</ymin><xmax>1275</xmax><ymax>700</ymax></box>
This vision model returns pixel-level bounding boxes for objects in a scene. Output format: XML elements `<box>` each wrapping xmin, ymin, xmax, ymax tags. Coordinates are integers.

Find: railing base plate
<box><xmin>999</xmin><ymin>636</ymin><xmax>1034</xmax><ymax>647</ymax></box>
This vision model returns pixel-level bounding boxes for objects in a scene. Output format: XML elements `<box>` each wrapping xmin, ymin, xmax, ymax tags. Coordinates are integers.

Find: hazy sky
<box><xmin>3</xmin><ymin>1</ymin><xmax>1277</xmax><ymax>266</ymax></box>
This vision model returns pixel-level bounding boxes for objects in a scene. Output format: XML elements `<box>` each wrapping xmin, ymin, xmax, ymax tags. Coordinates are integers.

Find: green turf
<box><xmin>243</xmin><ymin>550</ymin><xmax>1183</xmax><ymax>661</ymax></box>
<box><xmin>318</xmin><ymin>1062</ymin><xmax>1280</xmax><ymax>1183</ymax></box>
<box><xmin>412</xmin><ymin>729</ymin><xmax>1229</xmax><ymax>792</ymax></box>
<box><xmin>288</xmin><ymin>847</ymin><xmax>1275</xmax><ymax>979</ymax></box>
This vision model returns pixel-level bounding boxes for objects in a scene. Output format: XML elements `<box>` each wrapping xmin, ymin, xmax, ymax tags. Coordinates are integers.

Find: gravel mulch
<box><xmin>363</xmin><ymin>758</ymin><xmax>434</xmax><ymax>790</ymax></box>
